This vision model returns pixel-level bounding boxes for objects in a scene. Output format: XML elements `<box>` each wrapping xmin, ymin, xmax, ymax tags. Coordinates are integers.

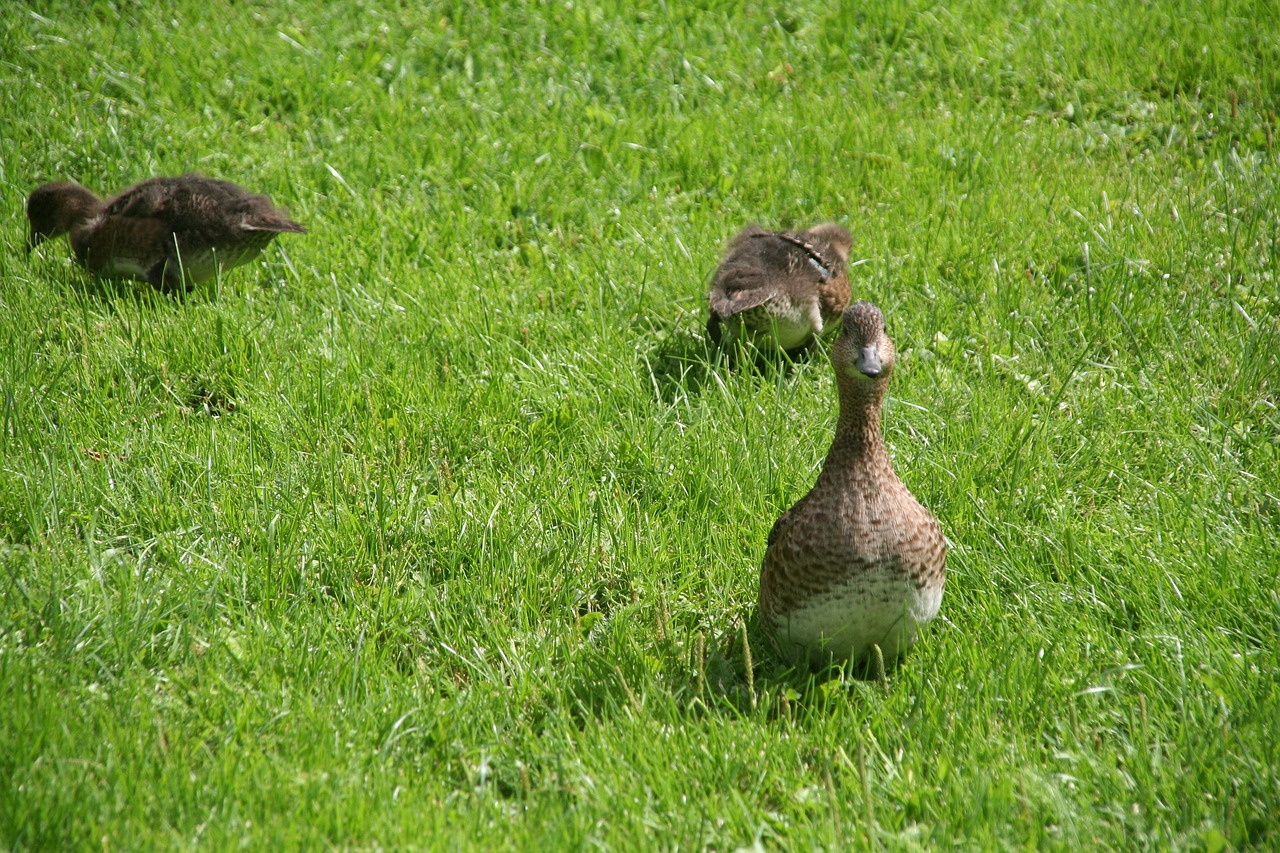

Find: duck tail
<box><xmin>244</xmin><ymin>216</ymin><xmax>307</xmax><ymax>234</ymax></box>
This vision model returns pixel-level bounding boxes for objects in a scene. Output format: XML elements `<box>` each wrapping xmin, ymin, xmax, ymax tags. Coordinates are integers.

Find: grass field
<box><xmin>2</xmin><ymin>0</ymin><xmax>1278</xmax><ymax>848</ymax></box>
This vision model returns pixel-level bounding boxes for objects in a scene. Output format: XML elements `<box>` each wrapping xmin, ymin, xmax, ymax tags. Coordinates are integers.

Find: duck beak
<box><xmin>857</xmin><ymin>345</ymin><xmax>882</xmax><ymax>377</ymax></box>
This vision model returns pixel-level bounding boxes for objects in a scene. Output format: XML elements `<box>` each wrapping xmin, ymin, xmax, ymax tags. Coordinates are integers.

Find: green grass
<box><xmin>2</xmin><ymin>0</ymin><xmax>1278</xmax><ymax>848</ymax></box>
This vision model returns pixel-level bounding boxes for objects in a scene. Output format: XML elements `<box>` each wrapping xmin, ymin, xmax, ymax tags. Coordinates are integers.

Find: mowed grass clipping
<box><xmin>1</xmin><ymin>0</ymin><xmax>1278</xmax><ymax>848</ymax></box>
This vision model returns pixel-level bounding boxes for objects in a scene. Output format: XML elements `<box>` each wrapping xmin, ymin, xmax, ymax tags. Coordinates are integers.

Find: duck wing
<box><xmin>103</xmin><ymin>176</ymin><xmax>306</xmax><ymax>240</ymax></box>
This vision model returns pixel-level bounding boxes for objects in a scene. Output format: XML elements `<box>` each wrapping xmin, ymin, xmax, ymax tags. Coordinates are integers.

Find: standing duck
<box><xmin>707</xmin><ymin>223</ymin><xmax>853</xmax><ymax>352</ymax></box>
<box><xmin>758</xmin><ymin>301</ymin><xmax>946</xmax><ymax>669</ymax></box>
<box><xmin>26</xmin><ymin>175</ymin><xmax>306</xmax><ymax>292</ymax></box>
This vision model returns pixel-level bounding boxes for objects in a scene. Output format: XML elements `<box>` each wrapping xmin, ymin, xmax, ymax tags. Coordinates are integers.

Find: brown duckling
<box><xmin>26</xmin><ymin>175</ymin><xmax>306</xmax><ymax>292</ymax></box>
<box><xmin>707</xmin><ymin>223</ymin><xmax>853</xmax><ymax>352</ymax></box>
<box><xmin>758</xmin><ymin>300</ymin><xmax>946</xmax><ymax>669</ymax></box>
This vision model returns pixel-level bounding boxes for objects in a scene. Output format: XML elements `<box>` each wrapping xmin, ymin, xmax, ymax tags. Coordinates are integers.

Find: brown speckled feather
<box><xmin>758</xmin><ymin>301</ymin><xmax>946</xmax><ymax>668</ymax></box>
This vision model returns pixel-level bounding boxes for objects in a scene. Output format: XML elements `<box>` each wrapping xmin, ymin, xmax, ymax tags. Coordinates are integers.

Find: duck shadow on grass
<box><xmin>30</xmin><ymin>247</ymin><xmax>274</xmax><ymax>307</ymax></box>
<box><xmin>65</xmin><ymin>276</ymin><xmax>181</xmax><ymax>306</ymax></box>
<box><xmin>641</xmin><ymin>319</ymin><xmax>825</xmax><ymax>406</ymax></box>
<box><xmin>42</xmin><ymin>273</ymin><xmax>247</xmax><ymax>417</ymax></box>
<box><xmin>565</xmin><ymin>608</ymin><xmax>904</xmax><ymax>729</ymax></box>
<box><xmin>59</xmin><ymin>272</ymin><xmax>255</xmax><ymax>306</ymax></box>
<box><xmin>695</xmin><ymin>611</ymin><xmax>908</xmax><ymax>712</ymax></box>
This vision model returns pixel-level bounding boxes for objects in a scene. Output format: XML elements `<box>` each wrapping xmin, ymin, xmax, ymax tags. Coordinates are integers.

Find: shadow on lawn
<box><xmin>640</xmin><ymin>319</ymin><xmax>822</xmax><ymax>406</ymax></box>
<box><xmin>564</xmin><ymin>607</ymin><xmax>901</xmax><ymax>729</ymax></box>
<box><xmin>694</xmin><ymin>611</ymin><xmax>906</xmax><ymax>713</ymax></box>
<box><xmin>43</xmin><ymin>273</ymin><xmax>249</xmax><ymax>418</ymax></box>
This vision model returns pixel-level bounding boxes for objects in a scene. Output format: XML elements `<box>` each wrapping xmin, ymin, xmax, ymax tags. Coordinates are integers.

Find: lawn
<box><xmin>1</xmin><ymin>0</ymin><xmax>1278</xmax><ymax>848</ymax></box>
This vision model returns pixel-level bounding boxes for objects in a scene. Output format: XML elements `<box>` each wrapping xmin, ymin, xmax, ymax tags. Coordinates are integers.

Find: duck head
<box><xmin>832</xmin><ymin>300</ymin><xmax>895</xmax><ymax>383</ymax></box>
<box><xmin>26</xmin><ymin>182</ymin><xmax>103</xmax><ymax>251</ymax></box>
<box><xmin>805</xmin><ymin>223</ymin><xmax>854</xmax><ymax>265</ymax></box>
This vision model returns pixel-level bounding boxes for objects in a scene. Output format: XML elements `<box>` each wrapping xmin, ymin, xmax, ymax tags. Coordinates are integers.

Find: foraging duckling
<box><xmin>707</xmin><ymin>223</ymin><xmax>853</xmax><ymax>352</ymax></box>
<box><xmin>26</xmin><ymin>175</ymin><xmax>306</xmax><ymax>292</ymax></box>
<box><xmin>757</xmin><ymin>301</ymin><xmax>946</xmax><ymax>669</ymax></box>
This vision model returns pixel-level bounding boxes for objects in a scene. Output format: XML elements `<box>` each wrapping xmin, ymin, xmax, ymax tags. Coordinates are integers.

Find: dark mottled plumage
<box><xmin>758</xmin><ymin>301</ymin><xmax>946</xmax><ymax>668</ymax></box>
<box><xmin>707</xmin><ymin>223</ymin><xmax>853</xmax><ymax>351</ymax></box>
<box><xmin>27</xmin><ymin>175</ymin><xmax>306</xmax><ymax>292</ymax></box>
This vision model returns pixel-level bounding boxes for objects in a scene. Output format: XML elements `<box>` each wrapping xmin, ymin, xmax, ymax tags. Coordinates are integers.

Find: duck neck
<box><xmin>62</xmin><ymin>189</ymin><xmax>105</xmax><ymax>236</ymax></box>
<box><xmin>822</xmin><ymin>376</ymin><xmax>891</xmax><ymax>475</ymax></box>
